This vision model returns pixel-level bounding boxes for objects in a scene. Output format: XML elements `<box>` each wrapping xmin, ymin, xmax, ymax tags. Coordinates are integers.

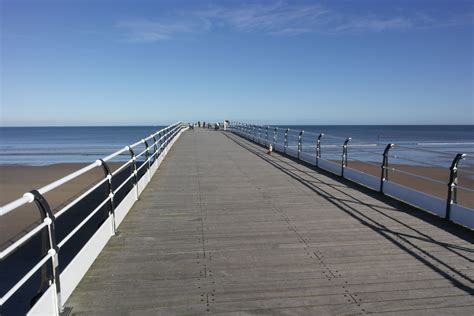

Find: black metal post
<box><xmin>341</xmin><ymin>138</ymin><xmax>351</xmax><ymax>177</ymax></box>
<box><xmin>284</xmin><ymin>128</ymin><xmax>289</xmax><ymax>154</ymax></box>
<box><xmin>265</xmin><ymin>126</ymin><xmax>269</xmax><ymax>146</ymax></box>
<box><xmin>128</xmin><ymin>147</ymin><xmax>138</xmax><ymax>198</ymax></box>
<box><xmin>298</xmin><ymin>130</ymin><xmax>304</xmax><ymax>159</ymax></box>
<box><xmin>144</xmin><ymin>140</ymin><xmax>150</xmax><ymax>170</ymax></box>
<box><xmin>316</xmin><ymin>133</ymin><xmax>323</xmax><ymax>166</ymax></box>
<box><xmin>380</xmin><ymin>143</ymin><xmax>395</xmax><ymax>193</ymax></box>
<box><xmin>152</xmin><ymin>135</ymin><xmax>158</xmax><ymax>162</ymax></box>
<box><xmin>29</xmin><ymin>190</ymin><xmax>63</xmax><ymax>313</ymax></box>
<box><xmin>273</xmin><ymin>127</ymin><xmax>278</xmax><ymax>147</ymax></box>
<box><xmin>98</xmin><ymin>159</ymin><xmax>116</xmax><ymax>234</ymax></box>
<box><xmin>445</xmin><ymin>153</ymin><xmax>466</xmax><ymax>220</ymax></box>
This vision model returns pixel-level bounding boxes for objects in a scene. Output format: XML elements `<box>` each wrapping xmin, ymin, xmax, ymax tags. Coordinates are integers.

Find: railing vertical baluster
<box><xmin>144</xmin><ymin>140</ymin><xmax>151</xmax><ymax>181</ymax></box>
<box><xmin>298</xmin><ymin>130</ymin><xmax>304</xmax><ymax>160</ymax></box>
<box><xmin>316</xmin><ymin>133</ymin><xmax>324</xmax><ymax>166</ymax></box>
<box><xmin>284</xmin><ymin>128</ymin><xmax>289</xmax><ymax>154</ymax></box>
<box><xmin>127</xmin><ymin>146</ymin><xmax>138</xmax><ymax>200</ymax></box>
<box><xmin>28</xmin><ymin>190</ymin><xmax>63</xmax><ymax>314</ymax></box>
<box><xmin>446</xmin><ymin>153</ymin><xmax>466</xmax><ymax>220</ymax></box>
<box><xmin>266</xmin><ymin>126</ymin><xmax>269</xmax><ymax>146</ymax></box>
<box><xmin>273</xmin><ymin>127</ymin><xmax>278</xmax><ymax>148</ymax></box>
<box><xmin>341</xmin><ymin>138</ymin><xmax>351</xmax><ymax>177</ymax></box>
<box><xmin>152</xmin><ymin>136</ymin><xmax>158</xmax><ymax>163</ymax></box>
<box><xmin>98</xmin><ymin>159</ymin><xmax>116</xmax><ymax>234</ymax></box>
<box><xmin>380</xmin><ymin>144</ymin><xmax>395</xmax><ymax>192</ymax></box>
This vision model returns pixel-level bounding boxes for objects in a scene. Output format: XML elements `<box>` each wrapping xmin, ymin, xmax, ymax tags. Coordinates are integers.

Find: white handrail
<box><xmin>57</xmin><ymin>196</ymin><xmax>111</xmax><ymax>249</ymax></box>
<box><xmin>0</xmin><ymin>121</ymin><xmax>186</xmax><ymax>311</ymax></box>
<box><xmin>0</xmin><ymin>122</ymin><xmax>183</xmax><ymax>217</ymax></box>
<box><xmin>0</xmin><ymin>220</ymin><xmax>49</xmax><ymax>259</ymax></box>
<box><xmin>55</xmin><ymin>177</ymin><xmax>109</xmax><ymax>219</ymax></box>
<box><xmin>0</xmin><ymin>250</ymin><xmax>55</xmax><ymax>305</ymax></box>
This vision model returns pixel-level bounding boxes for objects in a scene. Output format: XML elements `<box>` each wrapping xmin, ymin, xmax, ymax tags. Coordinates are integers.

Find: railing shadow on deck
<box><xmin>223</xmin><ymin>131</ymin><xmax>474</xmax><ymax>295</ymax></box>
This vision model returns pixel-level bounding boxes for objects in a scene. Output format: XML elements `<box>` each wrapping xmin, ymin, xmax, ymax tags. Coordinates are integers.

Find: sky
<box><xmin>1</xmin><ymin>0</ymin><xmax>473</xmax><ymax>126</ymax></box>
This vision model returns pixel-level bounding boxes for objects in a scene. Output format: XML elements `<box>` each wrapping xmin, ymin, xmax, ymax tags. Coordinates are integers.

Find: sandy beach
<box><xmin>347</xmin><ymin>161</ymin><xmax>473</xmax><ymax>208</ymax></box>
<box><xmin>0</xmin><ymin>163</ymin><xmax>108</xmax><ymax>247</ymax></box>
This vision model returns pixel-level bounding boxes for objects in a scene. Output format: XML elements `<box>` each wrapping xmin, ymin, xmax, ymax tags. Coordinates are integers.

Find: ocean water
<box><xmin>241</xmin><ymin>125</ymin><xmax>474</xmax><ymax>169</ymax></box>
<box><xmin>0</xmin><ymin>126</ymin><xmax>164</xmax><ymax>165</ymax></box>
<box><xmin>0</xmin><ymin>125</ymin><xmax>473</xmax><ymax>168</ymax></box>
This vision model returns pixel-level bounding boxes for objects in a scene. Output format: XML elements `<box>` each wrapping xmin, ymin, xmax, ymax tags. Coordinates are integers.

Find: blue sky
<box><xmin>1</xmin><ymin>0</ymin><xmax>473</xmax><ymax>126</ymax></box>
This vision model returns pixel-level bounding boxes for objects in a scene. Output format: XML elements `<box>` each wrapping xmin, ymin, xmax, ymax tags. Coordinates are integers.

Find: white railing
<box><xmin>229</xmin><ymin>122</ymin><xmax>473</xmax><ymax>230</ymax></box>
<box><xmin>0</xmin><ymin>122</ymin><xmax>188</xmax><ymax>315</ymax></box>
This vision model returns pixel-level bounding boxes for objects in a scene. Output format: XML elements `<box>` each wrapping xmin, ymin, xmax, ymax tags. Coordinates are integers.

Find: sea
<box><xmin>0</xmin><ymin>126</ymin><xmax>164</xmax><ymax>165</ymax></box>
<box><xmin>0</xmin><ymin>125</ymin><xmax>473</xmax><ymax>168</ymax></box>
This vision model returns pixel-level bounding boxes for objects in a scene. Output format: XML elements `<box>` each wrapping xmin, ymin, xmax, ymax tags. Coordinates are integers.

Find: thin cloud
<box><xmin>116</xmin><ymin>2</ymin><xmax>472</xmax><ymax>42</ymax></box>
<box><xmin>116</xmin><ymin>19</ymin><xmax>208</xmax><ymax>42</ymax></box>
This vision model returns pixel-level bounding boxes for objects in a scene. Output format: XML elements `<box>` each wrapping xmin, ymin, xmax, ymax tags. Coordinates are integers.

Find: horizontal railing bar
<box><xmin>110</xmin><ymin>159</ymin><xmax>133</xmax><ymax>177</ymax></box>
<box><xmin>394</xmin><ymin>144</ymin><xmax>460</xmax><ymax>157</ymax></box>
<box><xmin>457</xmin><ymin>168</ymin><xmax>474</xmax><ymax>175</ymax></box>
<box><xmin>135</xmin><ymin>148</ymin><xmax>148</xmax><ymax>159</ymax></box>
<box><xmin>136</xmin><ymin>158</ymin><xmax>150</xmax><ymax>173</ymax></box>
<box><xmin>57</xmin><ymin>196</ymin><xmax>111</xmax><ymax>249</ymax></box>
<box><xmin>55</xmin><ymin>176</ymin><xmax>109</xmax><ymax>219</ymax></box>
<box><xmin>385</xmin><ymin>166</ymin><xmax>447</xmax><ymax>185</ymax></box>
<box><xmin>0</xmin><ymin>250</ymin><xmax>54</xmax><ymax>305</ymax></box>
<box><xmin>347</xmin><ymin>157</ymin><xmax>382</xmax><ymax>168</ymax></box>
<box><xmin>113</xmin><ymin>173</ymin><xmax>135</xmax><ymax>195</ymax></box>
<box><xmin>0</xmin><ymin>196</ymin><xmax>31</xmax><ymax>216</ymax></box>
<box><xmin>102</xmin><ymin>146</ymin><xmax>129</xmax><ymax>162</ymax></box>
<box><xmin>345</xmin><ymin>148</ymin><xmax>383</xmax><ymax>157</ymax></box>
<box><xmin>0</xmin><ymin>220</ymin><xmax>48</xmax><ymax>259</ymax></box>
<box><xmin>456</xmin><ymin>186</ymin><xmax>474</xmax><ymax>193</ymax></box>
<box><xmin>388</xmin><ymin>155</ymin><xmax>449</xmax><ymax>168</ymax></box>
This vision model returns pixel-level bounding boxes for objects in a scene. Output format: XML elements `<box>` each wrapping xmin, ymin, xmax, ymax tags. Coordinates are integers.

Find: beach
<box><xmin>0</xmin><ymin>163</ymin><xmax>106</xmax><ymax>247</ymax></box>
<box><xmin>347</xmin><ymin>161</ymin><xmax>473</xmax><ymax>208</ymax></box>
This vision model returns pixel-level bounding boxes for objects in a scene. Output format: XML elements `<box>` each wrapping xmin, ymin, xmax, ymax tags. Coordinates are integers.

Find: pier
<box><xmin>67</xmin><ymin>129</ymin><xmax>473</xmax><ymax>314</ymax></box>
<box><xmin>1</xmin><ymin>126</ymin><xmax>473</xmax><ymax>315</ymax></box>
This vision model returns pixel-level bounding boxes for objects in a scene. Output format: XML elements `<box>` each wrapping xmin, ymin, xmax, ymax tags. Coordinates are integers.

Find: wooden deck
<box><xmin>66</xmin><ymin>129</ymin><xmax>474</xmax><ymax>315</ymax></box>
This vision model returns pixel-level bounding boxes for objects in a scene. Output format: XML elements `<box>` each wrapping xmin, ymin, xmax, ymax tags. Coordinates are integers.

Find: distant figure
<box><xmin>203</xmin><ymin>121</ymin><xmax>206</xmax><ymax>128</ymax></box>
<box><xmin>267</xmin><ymin>144</ymin><xmax>273</xmax><ymax>155</ymax></box>
<box><xmin>198</xmin><ymin>121</ymin><xmax>201</xmax><ymax>128</ymax></box>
